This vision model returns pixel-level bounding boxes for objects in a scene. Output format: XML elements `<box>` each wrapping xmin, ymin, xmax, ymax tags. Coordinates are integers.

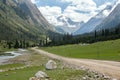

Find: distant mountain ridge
<box><xmin>74</xmin><ymin>1</ymin><xmax>118</xmax><ymax>35</ymax></box>
<box><xmin>95</xmin><ymin>3</ymin><xmax>120</xmax><ymax>31</ymax></box>
<box><xmin>56</xmin><ymin>15</ymin><xmax>84</xmax><ymax>34</ymax></box>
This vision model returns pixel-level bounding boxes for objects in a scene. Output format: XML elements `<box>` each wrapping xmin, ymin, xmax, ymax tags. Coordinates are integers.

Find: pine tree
<box><xmin>95</xmin><ymin>30</ymin><xmax>97</xmax><ymax>38</ymax></box>
<box><xmin>14</xmin><ymin>40</ymin><xmax>19</xmax><ymax>48</ymax></box>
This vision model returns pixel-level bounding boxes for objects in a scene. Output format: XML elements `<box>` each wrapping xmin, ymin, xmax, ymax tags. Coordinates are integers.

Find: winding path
<box><xmin>32</xmin><ymin>47</ymin><xmax>120</xmax><ymax>79</ymax></box>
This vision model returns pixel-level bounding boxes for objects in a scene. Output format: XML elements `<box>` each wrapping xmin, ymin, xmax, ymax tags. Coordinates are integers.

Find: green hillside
<box><xmin>41</xmin><ymin>39</ymin><xmax>120</xmax><ymax>61</ymax></box>
<box><xmin>0</xmin><ymin>0</ymin><xmax>53</xmax><ymax>41</ymax></box>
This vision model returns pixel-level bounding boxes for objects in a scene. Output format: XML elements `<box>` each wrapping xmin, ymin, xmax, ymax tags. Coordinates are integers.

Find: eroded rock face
<box><xmin>45</xmin><ymin>60</ymin><xmax>57</xmax><ymax>70</ymax></box>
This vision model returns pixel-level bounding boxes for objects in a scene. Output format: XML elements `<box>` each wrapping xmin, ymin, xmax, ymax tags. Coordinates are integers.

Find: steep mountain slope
<box><xmin>95</xmin><ymin>3</ymin><xmax>120</xmax><ymax>31</ymax></box>
<box><xmin>74</xmin><ymin>2</ymin><xmax>116</xmax><ymax>35</ymax></box>
<box><xmin>0</xmin><ymin>0</ymin><xmax>53</xmax><ymax>40</ymax></box>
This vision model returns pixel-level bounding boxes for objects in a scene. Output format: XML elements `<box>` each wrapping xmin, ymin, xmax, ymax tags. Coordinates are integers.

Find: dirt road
<box><xmin>32</xmin><ymin>48</ymin><xmax>120</xmax><ymax>79</ymax></box>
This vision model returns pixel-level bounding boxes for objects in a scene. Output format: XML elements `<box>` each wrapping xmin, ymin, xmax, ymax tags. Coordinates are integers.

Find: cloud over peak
<box><xmin>31</xmin><ymin>0</ymin><xmax>117</xmax><ymax>27</ymax></box>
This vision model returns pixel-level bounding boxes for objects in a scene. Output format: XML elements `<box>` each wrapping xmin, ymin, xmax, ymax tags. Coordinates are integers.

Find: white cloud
<box><xmin>31</xmin><ymin>0</ymin><xmax>40</xmax><ymax>4</ymax></box>
<box><xmin>37</xmin><ymin>0</ymin><xmax>116</xmax><ymax>27</ymax></box>
<box><xmin>61</xmin><ymin>0</ymin><xmax>95</xmax><ymax>5</ymax></box>
<box><xmin>98</xmin><ymin>2</ymin><xmax>112</xmax><ymax>11</ymax></box>
<box><xmin>61</xmin><ymin>0</ymin><xmax>96</xmax><ymax>11</ymax></box>
<box><xmin>31</xmin><ymin>0</ymin><xmax>36</xmax><ymax>3</ymax></box>
<box><xmin>39</xmin><ymin>6</ymin><xmax>63</xmax><ymax>26</ymax></box>
<box><xmin>62</xmin><ymin>3</ymin><xmax>97</xmax><ymax>22</ymax></box>
<box><xmin>39</xmin><ymin>6</ymin><xmax>61</xmax><ymax>17</ymax></box>
<box><xmin>63</xmin><ymin>6</ymin><xmax>90</xmax><ymax>22</ymax></box>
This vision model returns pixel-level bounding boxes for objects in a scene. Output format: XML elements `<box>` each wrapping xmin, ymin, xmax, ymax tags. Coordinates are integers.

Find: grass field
<box><xmin>0</xmin><ymin>63</ymin><xmax>24</xmax><ymax>69</ymax></box>
<box><xmin>0</xmin><ymin>66</ymin><xmax>86</xmax><ymax>80</ymax></box>
<box><xmin>0</xmin><ymin>50</ymin><xmax>87</xmax><ymax>80</ymax></box>
<box><xmin>41</xmin><ymin>39</ymin><xmax>120</xmax><ymax>61</ymax></box>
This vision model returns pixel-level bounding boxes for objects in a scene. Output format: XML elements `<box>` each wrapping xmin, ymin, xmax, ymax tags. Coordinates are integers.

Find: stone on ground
<box><xmin>45</xmin><ymin>60</ymin><xmax>57</xmax><ymax>70</ymax></box>
<box><xmin>29</xmin><ymin>77</ymin><xmax>40</xmax><ymax>80</ymax></box>
<box><xmin>35</xmin><ymin>71</ymin><xmax>48</xmax><ymax>78</ymax></box>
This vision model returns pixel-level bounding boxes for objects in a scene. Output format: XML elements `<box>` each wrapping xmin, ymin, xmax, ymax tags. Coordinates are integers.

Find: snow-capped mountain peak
<box><xmin>95</xmin><ymin>2</ymin><xmax>117</xmax><ymax>18</ymax></box>
<box><xmin>56</xmin><ymin>15</ymin><xmax>84</xmax><ymax>33</ymax></box>
<box><xmin>95</xmin><ymin>2</ymin><xmax>120</xmax><ymax>31</ymax></box>
<box><xmin>74</xmin><ymin>1</ymin><xmax>117</xmax><ymax>35</ymax></box>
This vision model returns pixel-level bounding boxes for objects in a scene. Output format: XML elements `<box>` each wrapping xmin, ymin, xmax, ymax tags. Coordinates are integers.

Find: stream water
<box><xmin>0</xmin><ymin>49</ymin><xmax>27</xmax><ymax>64</ymax></box>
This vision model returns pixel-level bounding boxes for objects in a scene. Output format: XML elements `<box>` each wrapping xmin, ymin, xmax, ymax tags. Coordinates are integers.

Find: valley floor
<box><xmin>32</xmin><ymin>47</ymin><xmax>120</xmax><ymax>79</ymax></box>
<box><xmin>0</xmin><ymin>49</ymin><xmax>95</xmax><ymax>80</ymax></box>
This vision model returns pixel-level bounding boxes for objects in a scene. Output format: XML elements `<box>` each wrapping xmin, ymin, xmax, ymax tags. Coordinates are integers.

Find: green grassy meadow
<box><xmin>1</xmin><ymin>39</ymin><xmax>120</xmax><ymax>80</ymax></box>
<box><xmin>41</xmin><ymin>39</ymin><xmax>120</xmax><ymax>61</ymax></box>
<box><xmin>0</xmin><ymin>63</ymin><xmax>24</xmax><ymax>70</ymax></box>
<box><xmin>0</xmin><ymin>50</ymin><xmax>86</xmax><ymax>80</ymax></box>
<box><xmin>0</xmin><ymin>66</ymin><xmax>86</xmax><ymax>80</ymax></box>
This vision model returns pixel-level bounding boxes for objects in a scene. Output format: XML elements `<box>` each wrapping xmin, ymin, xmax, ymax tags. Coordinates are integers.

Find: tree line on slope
<box><xmin>46</xmin><ymin>24</ymin><xmax>120</xmax><ymax>46</ymax></box>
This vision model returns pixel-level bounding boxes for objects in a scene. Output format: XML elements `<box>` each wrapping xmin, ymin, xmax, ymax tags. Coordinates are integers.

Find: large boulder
<box><xmin>35</xmin><ymin>71</ymin><xmax>48</xmax><ymax>79</ymax></box>
<box><xmin>45</xmin><ymin>60</ymin><xmax>57</xmax><ymax>70</ymax></box>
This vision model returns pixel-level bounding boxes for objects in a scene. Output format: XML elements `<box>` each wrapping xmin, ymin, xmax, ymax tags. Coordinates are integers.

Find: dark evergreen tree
<box><xmin>105</xmin><ymin>29</ymin><xmax>109</xmax><ymax>36</ymax></box>
<box><xmin>19</xmin><ymin>40</ymin><xmax>23</xmax><ymax>48</ymax></box>
<box><xmin>102</xmin><ymin>29</ymin><xmax>105</xmax><ymax>36</ymax></box>
<box><xmin>7</xmin><ymin>41</ymin><xmax>12</xmax><ymax>49</ymax></box>
<box><xmin>26</xmin><ymin>42</ymin><xmax>29</xmax><ymax>48</ymax></box>
<box><xmin>14</xmin><ymin>40</ymin><xmax>19</xmax><ymax>48</ymax></box>
<box><xmin>94</xmin><ymin>30</ymin><xmax>97</xmax><ymax>39</ymax></box>
<box><xmin>23</xmin><ymin>40</ymin><xmax>26</xmax><ymax>48</ymax></box>
<box><xmin>115</xmin><ymin>27</ymin><xmax>119</xmax><ymax>34</ymax></box>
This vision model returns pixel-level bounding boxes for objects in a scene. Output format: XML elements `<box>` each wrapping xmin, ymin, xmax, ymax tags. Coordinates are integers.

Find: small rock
<box><xmin>29</xmin><ymin>77</ymin><xmax>40</xmax><ymax>80</ymax></box>
<box><xmin>82</xmin><ymin>77</ymin><xmax>87</xmax><ymax>80</ymax></box>
<box><xmin>35</xmin><ymin>71</ymin><xmax>48</xmax><ymax>78</ymax></box>
<box><xmin>112</xmin><ymin>78</ymin><xmax>117</xmax><ymax>80</ymax></box>
<box><xmin>0</xmin><ymin>70</ymin><xmax>3</xmax><ymax>72</ymax></box>
<box><xmin>104</xmin><ymin>76</ymin><xmax>110</xmax><ymax>79</ymax></box>
<box><xmin>45</xmin><ymin>60</ymin><xmax>57</xmax><ymax>70</ymax></box>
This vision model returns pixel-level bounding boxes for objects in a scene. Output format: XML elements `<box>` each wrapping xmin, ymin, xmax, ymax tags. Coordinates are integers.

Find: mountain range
<box><xmin>0</xmin><ymin>0</ymin><xmax>54</xmax><ymax>40</ymax></box>
<box><xmin>55</xmin><ymin>15</ymin><xmax>84</xmax><ymax>34</ymax></box>
<box><xmin>74</xmin><ymin>0</ymin><xmax>118</xmax><ymax>35</ymax></box>
<box><xmin>0</xmin><ymin>0</ymin><xmax>120</xmax><ymax>41</ymax></box>
<box><xmin>95</xmin><ymin>3</ymin><xmax>120</xmax><ymax>31</ymax></box>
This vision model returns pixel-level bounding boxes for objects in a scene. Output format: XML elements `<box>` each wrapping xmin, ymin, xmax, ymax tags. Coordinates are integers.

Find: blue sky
<box><xmin>31</xmin><ymin>0</ymin><xmax>117</xmax><ymax>26</ymax></box>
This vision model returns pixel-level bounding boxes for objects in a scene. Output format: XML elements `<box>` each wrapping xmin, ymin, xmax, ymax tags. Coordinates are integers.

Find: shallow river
<box><xmin>0</xmin><ymin>49</ymin><xmax>26</xmax><ymax>64</ymax></box>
